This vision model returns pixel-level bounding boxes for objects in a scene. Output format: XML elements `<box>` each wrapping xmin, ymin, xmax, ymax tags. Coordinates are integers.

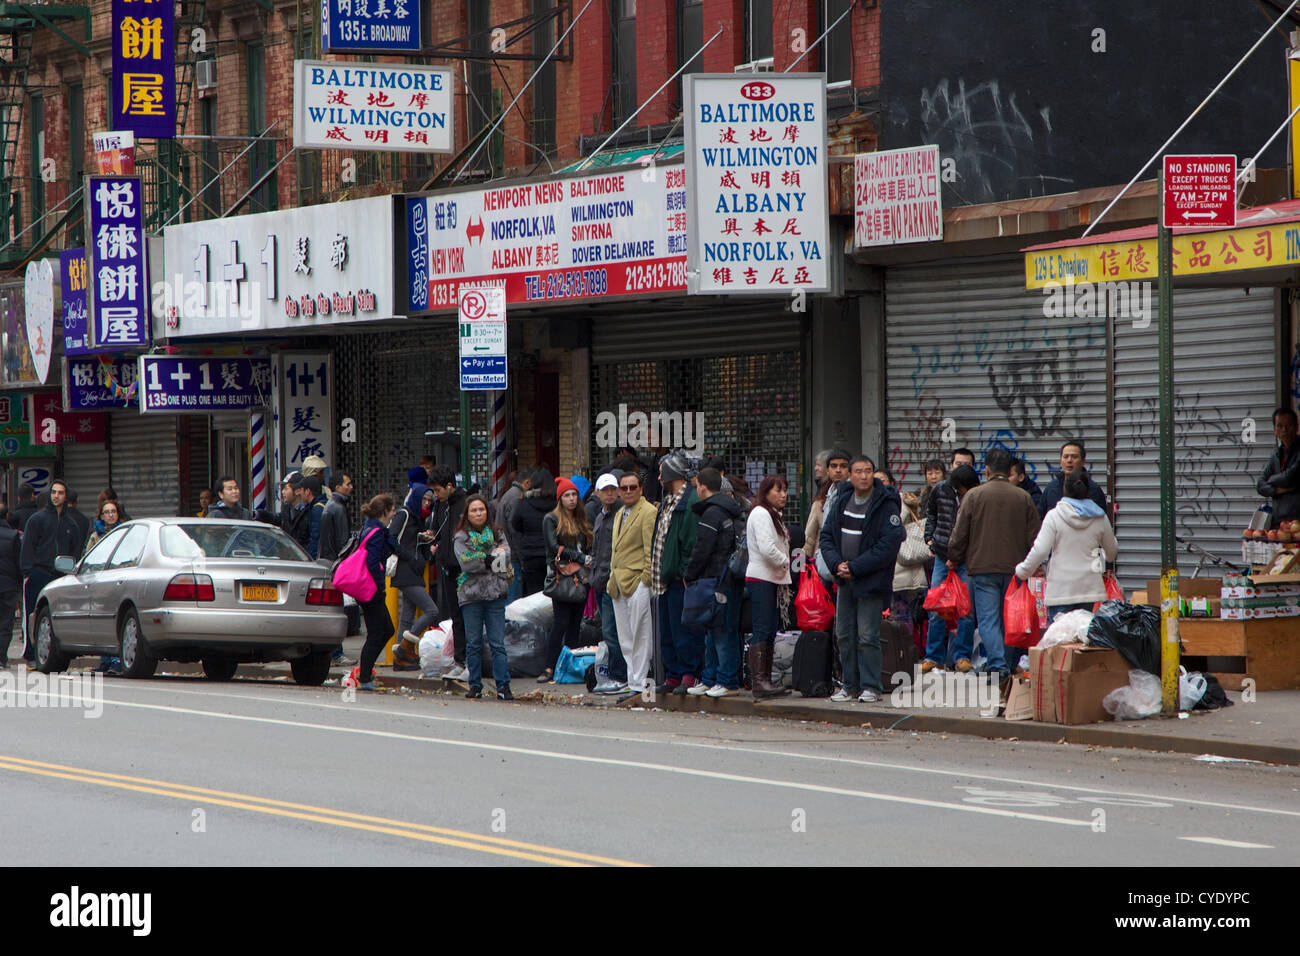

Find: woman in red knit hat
<box><xmin>538</xmin><ymin>476</ymin><xmax>594</xmax><ymax>682</ymax></box>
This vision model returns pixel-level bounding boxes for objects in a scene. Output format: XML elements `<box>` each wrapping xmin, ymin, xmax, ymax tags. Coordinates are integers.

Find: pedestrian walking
<box><xmin>803</xmin><ymin>448</ymin><xmax>851</xmax><ymax>559</ymax></box>
<box><xmin>497</xmin><ymin>468</ymin><xmax>529</xmax><ymax>602</ymax></box>
<box><xmin>1256</xmin><ymin>407</ymin><xmax>1300</xmax><ymax>526</ymax></box>
<box><xmin>196</xmin><ymin>489</ymin><xmax>215</xmax><ymax>518</ymax></box>
<box><xmin>684</xmin><ymin>467</ymin><xmax>744</xmax><ymax>698</ymax></box>
<box><xmin>1037</xmin><ymin>440</ymin><xmax>1108</xmax><ymax>519</ymax></box>
<box><xmin>429</xmin><ymin>465</ymin><xmax>469</xmax><ymax>680</ymax></box>
<box><xmin>8</xmin><ymin>483</ymin><xmax>38</xmax><ymax>532</ymax></box>
<box><xmin>745</xmin><ymin>475</ymin><xmax>794</xmax><ymax>699</ymax></box>
<box><xmin>891</xmin><ymin>491</ymin><xmax>932</xmax><ymax>651</ymax></box>
<box><xmin>921</xmin><ymin>451</ymin><xmax>978</xmax><ymax>673</ymax></box>
<box><xmin>84</xmin><ymin>498</ymin><xmax>123</xmax><ymax>554</ymax></box>
<box><xmin>947</xmin><ymin>449</ymin><xmax>1041</xmax><ymax>682</ymax></box>
<box><xmin>819</xmin><ymin>456</ymin><xmax>905</xmax><ymax>703</ymax></box>
<box><xmin>297</xmin><ymin>476</ymin><xmax>327</xmax><ymax>558</ymax></box>
<box><xmin>455</xmin><ymin>494</ymin><xmax>514</xmax><ymax>700</ymax></box>
<box><xmin>589</xmin><ymin>472</ymin><xmax>629</xmax><ymax>693</ymax></box>
<box><xmin>916</xmin><ymin>458</ymin><xmax>946</xmax><ymax>517</ymax></box>
<box><xmin>606</xmin><ymin>470</ymin><xmax>657</xmax><ymax>693</ymax></box>
<box><xmin>96</xmin><ymin>487</ymin><xmax>131</xmax><ymax>523</ymax></box>
<box><xmin>650</xmin><ymin>451</ymin><xmax>702</xmax><ymax>694</ymax></box>
<box><xmin>390</xmin><ymin>482</ymin><xmax>438</xmax><ymax>671</ymax></box>
<box><xmin>539</xmin><ymin>476</ymin><xmax>594</xmax><ymax>682</ymax></box>
<box><xmin>356</xmin><ymin>494</ymin><xmax>398</xmax><ymax>692</ymax></box>
<box><xmin>510</xmin><ymin>466</ymin><xmax>555</xmax><ymax>595</ymax></box>
<box><xmin>0</xmin><ymin>518</ymin><xmax>20</xmax><ymax>663</ymax></box>
<box><xmin>18</xmin><ymin>479</ymin><xmax>85</xmax><ymax>662</ymax></box>
<box><xmin>1016</xmin><ymin>470</ymin><xmax>1119</xmax><ymax>623</ymax></box>
<box><xmin>317</xmin><ymin>472</ymin><xmax>353</xmax><ymax>562</ymax></box>
<box><xmin>1009</xmin><ymin>458</ymin><xmax>1044</xmax><ymax>511</ymax></box>
<box><xmin>206</xmin><ymin>476</ymin><xmax>260</xmax><ymax>521</ymax></box>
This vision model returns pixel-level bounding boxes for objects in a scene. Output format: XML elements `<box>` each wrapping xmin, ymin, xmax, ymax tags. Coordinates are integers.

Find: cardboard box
<box><xmin>1147</xmin><ymin>578</ymin><xmax>1221</xmax><ymax>599</ymax></box>
<box><xmin>1029</xmin><ymin>643</ymin><xmax>1132</xmax><ymax>725</ymax></box>
<box><xmin>1222</xmin><ymin>583</ymin><xmax>1300</xmax><ymax>599</ymax></box>
<box><xmin>1004</xmin><ymin>677</ymin><xmax>1033</xmax><ymax>721</ymax></box>
<box><xmin>1220</xmin><ymin>604</ymin><xmax>1300</xmax><ymax>620</ymax></box>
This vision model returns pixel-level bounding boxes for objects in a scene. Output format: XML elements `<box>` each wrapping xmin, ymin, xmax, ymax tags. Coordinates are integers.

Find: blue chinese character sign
<box><xmin>85</xmin><ymin>175</ymin><xmax>151</xmax><ymax>350</ymax></box>
<box><xmin>321</xmin><ymin>0</ymin><xmax>421</xmax><ymax>53</ymax></box>
<box><xmin>138</xmin><ymin>355</ymin><xmax>274</xmax><ymax>413</ymax></box>
<box><xmin>111</xmin><ymin>0</ymin><xmax>175</xmax><ymax>138</ymax></box>
<box><xmin>63</xmin><ymin>355</ymin><xmax>139</xmax><ymax>411</ymax></box>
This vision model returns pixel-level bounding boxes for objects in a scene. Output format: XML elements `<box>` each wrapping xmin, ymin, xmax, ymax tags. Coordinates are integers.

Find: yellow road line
<box><xmin>0</xmin><ymin>755</ymin><xmax>645</xmax><ymax>867</ymax></box>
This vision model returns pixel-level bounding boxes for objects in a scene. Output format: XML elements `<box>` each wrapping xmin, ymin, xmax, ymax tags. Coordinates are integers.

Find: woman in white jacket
<box><xmin>1015</xmin><ymin>471</ymin><xmax>1119</xmax><ymax>621</ymax></box>
<box><xmin>745</xmin><ymin>475</ymin><xmax>793</xmax><ymax>699</ymax></box>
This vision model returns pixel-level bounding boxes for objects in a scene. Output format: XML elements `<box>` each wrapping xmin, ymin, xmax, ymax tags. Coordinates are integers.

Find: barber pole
<box><xmin>249</xmin><ymin>411</ymin><xmax>268</xmax><ymax>509</ymax></box>
<box><xmin>490</xmin><ymin>391</ymin><xmax>508</xmax><ymax>498</ymax></box>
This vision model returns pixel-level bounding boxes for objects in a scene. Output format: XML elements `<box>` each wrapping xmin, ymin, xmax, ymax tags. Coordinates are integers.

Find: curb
<box><xmin>148</xmin><ymin>663</ymin><xmax>1300</xmax><ymax>768</ymax></box>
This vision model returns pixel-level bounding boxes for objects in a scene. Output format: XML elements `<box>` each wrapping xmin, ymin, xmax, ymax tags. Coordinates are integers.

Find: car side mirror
<box><xmin>54</xmin><ymin>555</ymin><xmax>77</xmax><ymax>574</ymax></box>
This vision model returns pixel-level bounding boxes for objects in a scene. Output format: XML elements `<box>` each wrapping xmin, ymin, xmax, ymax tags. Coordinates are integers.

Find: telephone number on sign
<box><xmin>625</xmin><ymin>260</ymin><xmax>687</xmax><ymax>293</ymax></box>
<box><xmin>523</xmin><ymin>269</ymin><xmax>609</xmax><ymax>301</ymax></box>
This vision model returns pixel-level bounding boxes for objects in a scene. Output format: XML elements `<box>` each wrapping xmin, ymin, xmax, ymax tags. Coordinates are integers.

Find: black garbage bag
<box><xmin>579</xmin><ymin>618</ymin><xmax>603</xmax><ymax>647</ymax></box>
<box><xmin>481</xmin><ymin>619</ymin><xmax>549</xmax><ymax>679</ymax></box>
<box><xmin>1194</xmin><ymin>673</ymin><xmax>1235</xmax><ymax>710</ymax></box>
<box><xmin>1086</xmin><ymin>601</ymin><xmax>1161</xmax><ymax>673</ymax></box>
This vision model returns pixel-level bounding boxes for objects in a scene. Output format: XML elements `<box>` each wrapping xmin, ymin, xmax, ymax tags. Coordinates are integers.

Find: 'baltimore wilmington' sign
<box><xmin>293</xmin><ymin>61</ymin><xmax>453</xmax><ymax>154</ymax></box>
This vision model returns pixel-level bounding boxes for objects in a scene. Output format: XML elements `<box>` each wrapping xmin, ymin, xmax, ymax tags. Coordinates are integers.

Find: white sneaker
<box><xmin>830</xmin><ymin>689</ymin><xmax>854</xmax><ymax>702</ymax></box>
<box><xmin>687</xmin><ymin>681</ymin><xmax>711</xmax><ymax>696</ymax></box>
<box><xmin>858</xmin><ymin>689</ymin><xmax>880</xmax><ymax>703</ymax></box>
<box><xmin>444</xmin><ymin>665</ymin><xmax>468</xmax><ymax>681</ymax></box>
<box><xmin>705</xmin><ymin>684</ymin><xmax>733</xmax><ymax>698</ymax></box>
<box><xmin>402</xmin><ymin>630</ymin><xmax>421</xmax><ymax>643</ymax></box>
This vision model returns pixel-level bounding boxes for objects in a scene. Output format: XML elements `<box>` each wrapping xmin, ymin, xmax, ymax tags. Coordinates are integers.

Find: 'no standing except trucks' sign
<box><xmin>1162</xmin><ymin>154</ymin><xmax>1236</xmax><ymax>229</ymax></box>
<box><xmin>458</xmin><ymin>287</ymin><xmax>507</xmax><ymax>390</ymax></box>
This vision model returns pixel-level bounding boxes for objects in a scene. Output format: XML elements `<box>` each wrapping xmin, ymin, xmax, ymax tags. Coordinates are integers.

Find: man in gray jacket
<box><xmin>318</xmin><ymin>472</ymin><xmax>353</xmax><ymax>562</ymax></box>
<box><xmin>589</xmin><ymin>471</ymin><xmax>628</xmax><ymax>693</ymax></box>
<box><xmin>497</xmin><ymin>470</ymin><xmax>529</xmax><ymax>602</ymax></box>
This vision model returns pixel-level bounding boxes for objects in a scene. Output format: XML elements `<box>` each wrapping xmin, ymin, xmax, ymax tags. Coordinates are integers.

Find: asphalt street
<box><xmin>2</xmin><ymin>673</ymin><xmax>1298</xmax><ymax>867</ymax></box>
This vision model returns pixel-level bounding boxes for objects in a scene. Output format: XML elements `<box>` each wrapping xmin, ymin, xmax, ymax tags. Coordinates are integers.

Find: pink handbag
<box><xmin>331</xmin><ymin>528</ymin><xmax>380</xmax><ymax>602</ymax></box>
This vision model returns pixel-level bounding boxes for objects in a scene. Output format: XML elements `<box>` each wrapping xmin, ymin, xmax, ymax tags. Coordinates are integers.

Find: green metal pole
<box><xmin>1157</xmin><ymin>166</ymin><xmax>1180</xmax><ymax>715</ymax></box>
<box><xmin>459</xmin><ymin>389</ymin><xmax>470</xmax><ymax>487</ymax></box>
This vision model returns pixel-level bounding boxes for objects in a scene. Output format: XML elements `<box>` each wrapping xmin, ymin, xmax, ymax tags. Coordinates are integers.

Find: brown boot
<box><xmin>392</xmin><ymin>638</ymin><xmax>421</xmax><ymax>671</ymax></box>
<box><xmin>749</xmin><ymin>642</ymin><xmax>790</xmax><ymax>699</ymax></box>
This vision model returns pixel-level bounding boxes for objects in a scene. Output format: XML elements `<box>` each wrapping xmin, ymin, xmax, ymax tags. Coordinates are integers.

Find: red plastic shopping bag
<box><xmin>1093</xmin><ymin>571</ymin><xmax>1125</xmax><ymax>612</ymax></box>
<box><xmin>1003</xmin><ymin>577</ymin><xmax>1041</xmax><ymax>649</ymax></box>
<box><xmin>923</xmin><ymin>570</ymin><xmax>973</xmax><ymax>627</ymax></box>
<box><xmin>794</xmin><ymin>566</ymin><xmax>835</xmax><ymax>632</ymax></box>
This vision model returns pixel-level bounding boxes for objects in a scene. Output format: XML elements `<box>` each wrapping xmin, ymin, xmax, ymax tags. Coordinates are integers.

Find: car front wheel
<box><xmin>290</xmin><ymin>651</ymin><xmax>332</xmax><ymax>686</ymax></box>
<box><xmin>118</xmin><ymin>608</ymin><xmax>157</xmax><ymax>679</ymax></box>
<box><xmin>34</xmin><ymin>607</ymin><xmax>70</xmax><ymax>673</ymax></box>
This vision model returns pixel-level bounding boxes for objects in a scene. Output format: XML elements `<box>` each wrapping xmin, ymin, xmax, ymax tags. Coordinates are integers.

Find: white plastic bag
<box><xmin>1103</xmin><ymin>669</ymin><xmax>1162</xmax><ymax>721</ymax></box>
<box><xmin>504</xmin><ymin>591</ymin><xmax>555</xmax><ymax>628</ymax></box>
<box><xmin>1039</xmin><ymin>609</ymin><xmax>1095</xmax><ymax>649</ymax></box>
<box><xmin>1179</xmin><ymin>666</ymin><xmax>1208</xmax><ymax>711</ymax></box>
<box><xmin>418</xmin><ymin>630</ymin><xmax>446</xmax><ymax>679</ymax></box>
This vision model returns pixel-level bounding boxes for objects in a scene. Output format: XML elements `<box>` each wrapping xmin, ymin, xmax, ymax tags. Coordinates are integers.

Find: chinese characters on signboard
<box><xmin>29</xmin><ymin>390</ymin><xmax>107</xmax><ymax>445</ymax></box>
<box><xmin>138</xmin><ymin>355</ymin><xmax>273</xmax><ymax>414</ymax></box>
<box><xmin>111</xmin><ymin>0</ymin><xmax>174</xmax><ymax>138</ymax></box>
<box><xmin>854</xmin><ymin>145</ymin><xmax>943</xmax><ymax>248</ymax></box>
<box><xmin>64</xmin><ymin>356</ymin><xmax>139</xmax><ymax>411</ymax></box>
<box><xmin>59</xmin><ymin>249</ymin><xmax>93</xmax><ymax>355</ymax></box>
<box><xmin>161</xmin><ymin>195</ymin><xmax>391</xmax><ymax>336</ymax></box>
<box><xmin>406</xmin><ymin>165</ymin><xmax>687</xmax><ymax>312</ymax></box>
<box><xmin>86</xmin><ymin>176</ymin><xmax>151</xmax><ymax>350</ymax></box>
<box><xmin>321</xmin><ymin>0</ymin><xmax>421</xmax><ymax>53</ymax></box>
<box><xmin>683</xmin><ymin>73</ymin><xmax>829</xmax><ymax>294</ymax></box>
<box><xmin>0</xmin><ymin>391</ymin><xmax>54</xmax><ymax>457</ymax></box>
<box><xmin>281</xmin><ymin>353</ymin><xmax>334</xmax><ymax>471</ymax></box>
<box><xmin>293</xmin><ymin>60</ymin><xmax>453</xmax><ymax>153</ymax></box>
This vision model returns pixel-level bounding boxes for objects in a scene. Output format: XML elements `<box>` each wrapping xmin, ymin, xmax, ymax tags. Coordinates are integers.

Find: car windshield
<box><xmin>161</xmin><ymin>524</ymin><xmax>310</xmax><ymax>561</ymax></box>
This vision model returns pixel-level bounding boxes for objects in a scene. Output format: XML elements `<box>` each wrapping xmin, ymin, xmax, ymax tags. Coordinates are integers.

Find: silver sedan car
<box><xmin>32</xmin><ymin>518</ymin><xmax>347</xmax><ymax>684</ymax></box>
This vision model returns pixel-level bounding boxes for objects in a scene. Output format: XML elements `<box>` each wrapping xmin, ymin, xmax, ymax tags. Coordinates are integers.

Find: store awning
<box><xmin>1022</xmin><ymin>197</ymin><xmax>1300</xmax><ymax>288</ymax></box>
<box><xmin>558</xmin><ymin>143</ymin><xmax>683</xmax><ymax>173</ymax></box>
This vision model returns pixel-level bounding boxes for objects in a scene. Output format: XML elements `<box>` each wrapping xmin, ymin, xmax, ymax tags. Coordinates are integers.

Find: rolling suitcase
<box><xmin>792</xmin><ymin>630</ymin><xmax>834</xmax><ymax>698</ymax></box>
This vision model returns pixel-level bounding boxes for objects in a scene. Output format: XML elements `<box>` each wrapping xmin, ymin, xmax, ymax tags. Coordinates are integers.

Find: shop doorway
<box><xmin>533</xmin><ymin>370</ymin><xmax>559</xmax><ymax>476</ymax></box>
<box><xmin>219</xmin><ymin>432</ymin><xmax>249</xmax><ymax>501</ymax></box>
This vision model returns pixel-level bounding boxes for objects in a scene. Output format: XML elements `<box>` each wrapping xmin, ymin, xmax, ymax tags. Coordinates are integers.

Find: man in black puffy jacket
<box><xmin>19</xmin><ymin>479</ymin><xmax>85</xmax><ymax>662</ymax></box>
<box><xmin>429</xmin><ymin>465</ymin><xmax>468</xmax><ymax>678</ymax></box>
<box><xmin>683</xmin><ymin>467</ymin><xmax>744</xmax><ymax>697</ymax></box>
<box><xmin>509</xmin><ymin>466</ymin><xmax>555</xmax><ymax>595</ymax></box>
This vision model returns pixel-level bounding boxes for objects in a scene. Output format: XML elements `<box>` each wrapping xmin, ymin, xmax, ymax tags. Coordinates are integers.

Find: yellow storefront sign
<box><xmin>1024</xmin><ymin>219</ymin><xmax>1300</xmax><ymax>289</ymax></box>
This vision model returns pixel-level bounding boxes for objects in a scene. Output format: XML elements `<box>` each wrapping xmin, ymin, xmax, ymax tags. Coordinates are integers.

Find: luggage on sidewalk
<box><xmin>879</xmin><ymin>616</ymin><xmax>918</xmax><ymax>686</ymax></box>
<box><xmin>791</xmin><ymin>630</ymin><xmax>834</xmax><ymax>698</ymax></box>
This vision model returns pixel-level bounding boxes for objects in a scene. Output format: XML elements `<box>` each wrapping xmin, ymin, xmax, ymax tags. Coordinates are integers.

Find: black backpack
<box><xmin>792</xmin><ymin>630</ymin><xmax>834</xmax><ymax>697</ymax></box>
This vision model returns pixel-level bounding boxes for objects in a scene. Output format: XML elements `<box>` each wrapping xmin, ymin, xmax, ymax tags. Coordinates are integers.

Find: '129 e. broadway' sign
<box><xmin>683</xmin><ymin>73</ymin><xmax>829</xmax><ymax>294</ymax></box>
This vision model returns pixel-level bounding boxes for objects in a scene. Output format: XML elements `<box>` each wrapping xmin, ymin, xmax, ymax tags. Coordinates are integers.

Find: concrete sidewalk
<box><xmin>15</xmin><ymin>638</ymin><xmax>1300</xmax><ymax>767</ymax></box>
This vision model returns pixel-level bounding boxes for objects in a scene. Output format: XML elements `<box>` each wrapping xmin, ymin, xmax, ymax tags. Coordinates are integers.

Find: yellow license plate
<box><xmin>241</xmin><ymin>584</ymin><xmax>279</xmax><ymax>602</ymax></box>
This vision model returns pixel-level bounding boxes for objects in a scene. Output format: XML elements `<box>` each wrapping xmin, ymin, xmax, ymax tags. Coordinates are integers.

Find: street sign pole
<box><xmin>1157</xmin><ymin>165</ymin><xmax>1180</xmax><ymax>715</ymax></box>
<box><xmin>459</xmin><ymin>390</ymin><xmax>470</xmax><ymax>487</ymax></box>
